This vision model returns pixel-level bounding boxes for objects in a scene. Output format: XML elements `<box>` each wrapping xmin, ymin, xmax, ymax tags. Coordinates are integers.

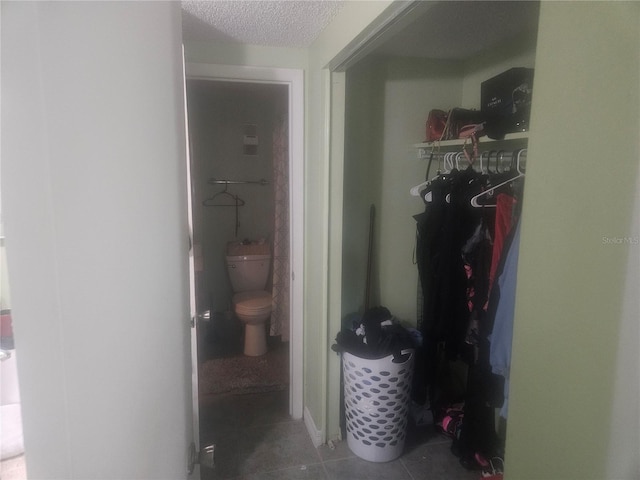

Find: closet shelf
<box><xmin>414</xmin><ymin>131</ymin><xmax>528</xmax><ymax>148</ymax></box>
<box><xmin>413</xmin><ymin>132</ymin><xmax>528</xmax><ymax>158</ymax></box>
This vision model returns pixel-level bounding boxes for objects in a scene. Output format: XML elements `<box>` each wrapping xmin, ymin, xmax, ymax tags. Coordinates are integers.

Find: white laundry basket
<box><xmin>342</xmin><ymin>349</ymin><xmax>415</xmax><ymax>462</ymax></box>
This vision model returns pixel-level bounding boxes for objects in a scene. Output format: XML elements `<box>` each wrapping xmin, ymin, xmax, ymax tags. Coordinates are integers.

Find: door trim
<box><xmin>185</xmin><ymin>62</ymin><xmax>304</xmax><ymax>419</ymax></box>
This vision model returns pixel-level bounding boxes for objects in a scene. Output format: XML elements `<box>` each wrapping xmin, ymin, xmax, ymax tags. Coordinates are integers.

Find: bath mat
<box><xmin>198</xmin><ymin>342</ymin><xmax>289</xmax><ymax>396</ymax></box>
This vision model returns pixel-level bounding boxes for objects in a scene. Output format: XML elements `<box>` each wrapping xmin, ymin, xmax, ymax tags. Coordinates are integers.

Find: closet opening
<box><xmin>334</xmin><ymin>0</ymin><xmax>540</xmax><ymax>474</ymax></box>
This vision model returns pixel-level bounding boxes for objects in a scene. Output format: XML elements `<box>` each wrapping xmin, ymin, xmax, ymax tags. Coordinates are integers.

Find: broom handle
<box><xmin>364</xmin><ymin>204</ymin><xmax>375</xmax><ymax>310</ymax></box>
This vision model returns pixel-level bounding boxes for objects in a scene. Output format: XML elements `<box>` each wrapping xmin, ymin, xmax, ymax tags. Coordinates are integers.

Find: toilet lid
<box><xmin>233</xmin><ymin>291</ymin><xmax>272</xmax><ymax>312</ymax></box>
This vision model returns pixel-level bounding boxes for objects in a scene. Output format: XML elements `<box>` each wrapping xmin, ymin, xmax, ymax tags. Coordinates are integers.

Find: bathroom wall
<box><xmin>186</xmin><ymin>81</ymin><xmax>288</xmax><ymax>313</ymax></box>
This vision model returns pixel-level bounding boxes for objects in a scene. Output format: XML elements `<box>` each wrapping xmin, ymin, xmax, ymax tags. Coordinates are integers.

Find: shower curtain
<box><xmin>270</xmin><ymin>114</ymin><xmax>290</xmax><ymax>341</ymax></box>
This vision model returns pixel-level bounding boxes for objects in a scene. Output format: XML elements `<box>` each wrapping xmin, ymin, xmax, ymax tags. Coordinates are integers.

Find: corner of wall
<box><xmin>303</xmin><ymin>406</ymin><xmax>324</xmax><ymax>447</ymax></box>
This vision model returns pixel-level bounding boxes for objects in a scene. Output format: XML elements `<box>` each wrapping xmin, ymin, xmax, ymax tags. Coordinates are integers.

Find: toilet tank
<box><xmin>226</xmin><ymin>254</ymin><xmax>271</xmax><ymax>292</ymax></box>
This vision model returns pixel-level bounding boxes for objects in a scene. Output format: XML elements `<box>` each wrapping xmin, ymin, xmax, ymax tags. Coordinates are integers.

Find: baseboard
<box><xmin>303</xmin><ymin>406</ymin><xmax>323</xmax><ymax>447</ymax></box>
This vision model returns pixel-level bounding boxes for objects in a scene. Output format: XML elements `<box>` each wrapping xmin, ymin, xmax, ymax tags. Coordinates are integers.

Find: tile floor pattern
<box><xmin>199</xmin><ymin>390</ymin><xmax>479</xmax><ymax>480</ymax></box>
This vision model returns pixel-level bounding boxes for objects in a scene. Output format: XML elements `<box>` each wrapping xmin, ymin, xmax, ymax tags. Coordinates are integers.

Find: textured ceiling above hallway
<box><xmin>181</xmin><ymin>0</ymin><xmax>345</xmax><ymax>47</ymax></box>
<box><xmin>181</xmin><ymin>1</ymin><xmax>540</xmax><ymax>61</ymax></box>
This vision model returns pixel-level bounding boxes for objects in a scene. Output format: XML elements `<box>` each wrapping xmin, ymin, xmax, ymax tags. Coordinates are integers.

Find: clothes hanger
<box><xmin>415</xmin><ymin>152</ymin><xmax>453</xmax><ymax>203</ymax></box>
<box><xmin>202</xmin><ymin>182</ymin><xmax>246</xmax><ymax>207</ymax></box>
<box><xmin>419</xmin><ymin>151</ymin><xmax>447</xmax><ymax>203</ymax></box>
<box><xmin>455</xmin><ymin>151</ymin><xmax>463</xmax><ymax>170</ymax></box>
<box><xmin>489</xmin><ymin>150</ymin><xmax>499</xmax><ymax>174</ymax></box>
<box><xmin>470</xmin><ymin>149</ymin><xmax>526</xmax><ymax>208</ymax></box>
<box><xmin>457</xmin><ymin>150</ymin><xmax>477</xmax><ymax>170</ymax></box>
<box><xmin>439</xmin><ymin>154</ymin><xmax>458</xmax><ymax>204</ymax></box>
<box><xmin>202</xmin><ymin>182</ymin><xmax>246</xmax><ymax>236</ymax></box>
<box><xmin>479</xmin><ymin>150</ymin><xmax>489</xmax><ymax>174</ymax></box>
<box><xmin>410</xmin><ymin>149</ymin><xmax>454</xmax><ymax>197</ymax></box>
<box><xmin>496</xmin><ymin>150</ymin><xmax>506</xmax><ymax>173</ymax></box>
<box><xmin>485</xmin><ymin>150</ymin><xmax>497</xmax><ymax>175</ymax></box>
<box><xmin>514</xmin><ymin>148</ymin><xmax>526</xmax><ymax>174</ymax></box>
<box><xmin>425</xmin><ymin>152</ymin><xmax>457</xmax><ymax>204</ymax></box>
<box><xmin>508</xmin><ymin>147</ymin><xmax>526</xmax><ymax>174</ymax></box>
<box><xmin>445</xmin><ymin>151</ymin><xmax>456</xmax><ymax>171</ymax></box>
<box><xmin>410</xmin><ymin>152</ymin><xmax>435</xmax><ymax>196</ymax></box>
<box><xmin>410</xmin><ymin>149</ymin><xmax>464</xmax><ymax>202</ymax></box>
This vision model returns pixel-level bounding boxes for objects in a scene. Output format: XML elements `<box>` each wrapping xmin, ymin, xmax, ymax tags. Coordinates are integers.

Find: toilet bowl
<box><xmin>232</xmin><ymin>290</ymin><xmax>271</xmax><ymax>356</ymax></box>
<box><xmin>226</xmin><ymin>246</ymin><xmax>272</xmax><ymax>356</ymax></box>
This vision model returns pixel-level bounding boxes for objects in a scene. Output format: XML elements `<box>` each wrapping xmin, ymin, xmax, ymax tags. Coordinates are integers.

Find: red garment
<box><xmin>488</xmin><ymin>193</ymin><xmax>517</xmax><ymax>295</ymax></box>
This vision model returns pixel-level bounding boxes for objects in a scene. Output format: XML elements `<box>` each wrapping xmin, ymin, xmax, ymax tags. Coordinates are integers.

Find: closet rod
<box><xmin>207</xmin><ymin>178</ymin><xmax>269</xmax><ymax>186</ymax></box>
<box><xmin>425</xmin><ymin>149</ymin><xmax>527</xmax><ymax>169</ymax></box>
<box><xmin>422</xmin><ymin>150</ymin><xmax>526</xmax><ymax>160</ymax></box>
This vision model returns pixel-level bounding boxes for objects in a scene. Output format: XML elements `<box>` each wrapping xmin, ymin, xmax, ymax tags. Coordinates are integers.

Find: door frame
<box><xmin>185</xmin><ymin>62</ymin><xmax>304</xmax><ymax>420</ymax></box>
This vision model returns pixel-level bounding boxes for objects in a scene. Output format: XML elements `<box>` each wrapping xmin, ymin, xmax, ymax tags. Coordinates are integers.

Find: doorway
<box><xmin>184</xmin><ymin>64</ymin><xmax>304</xmax><ymax>443</ymax></box>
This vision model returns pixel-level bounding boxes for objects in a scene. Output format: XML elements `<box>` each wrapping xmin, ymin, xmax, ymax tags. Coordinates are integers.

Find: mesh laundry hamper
<box><xmin>342</xmin><ymin>349</ymin><xmax>415</xmax><ymax>462</ymax></box>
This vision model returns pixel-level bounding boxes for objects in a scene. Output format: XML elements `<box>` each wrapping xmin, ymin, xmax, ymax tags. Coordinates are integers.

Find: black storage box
<box><xmin>481</xmin><ymin>67</ymin><xmax>534</xmax><ymax>138</ymax></box>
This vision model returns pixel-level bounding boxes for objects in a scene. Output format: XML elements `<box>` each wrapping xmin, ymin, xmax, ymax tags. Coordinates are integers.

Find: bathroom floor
<box><xmin>198</xmin><ymin>337</ymin><xmax>289</xmax><ymax>397</ymax></box>
<box><xmin>198</xmin><ymin>389</ymin><xmax>480</xmax><ymax>480</ymax></box>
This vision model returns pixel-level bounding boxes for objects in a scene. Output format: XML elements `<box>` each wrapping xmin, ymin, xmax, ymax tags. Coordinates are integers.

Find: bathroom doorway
<box><xmin>184</xmin><ymin>64</ymin><xmax>304</xmax><ymax>445</ymax></box>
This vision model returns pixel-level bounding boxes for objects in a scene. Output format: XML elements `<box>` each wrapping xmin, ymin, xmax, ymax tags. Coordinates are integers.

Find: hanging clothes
<box><xmin>461</xmin><ymin>217</ymin><xmax>493</xmax><ymax>346</ymax></box>
<box><xmin>412</xmin><ymin>156</ymin><xmax>525</xmax><ymax>469</ymax></box>
<box><xmin>424</xmin><ymin>168</ymin><xmax>485</xmax><ymax>352</ymax></box>
<box><xmin>488</xmin><ymin>193</ymin><xmax>518</xmax><ymax>295</ymax></box>
<box><xmin>488</xmin><ymin>219</ymin><xmax>522</xmax><ymax>419</ymax></box>
<box><xmin>414</xmin><ymin>167</ymin><xmax>485</xmax><ymax>415</ymax></box>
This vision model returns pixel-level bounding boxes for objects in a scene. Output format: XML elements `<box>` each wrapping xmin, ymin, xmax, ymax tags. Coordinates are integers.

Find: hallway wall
<box><xmin>506</xmin><ymin>3</ymin><xmax>640</xmax><ymax>478</ymax></box>
<box><xmin>1</xmin><ymin>2</ymin><xmax>192</xmax><ymax>478</ymax></box>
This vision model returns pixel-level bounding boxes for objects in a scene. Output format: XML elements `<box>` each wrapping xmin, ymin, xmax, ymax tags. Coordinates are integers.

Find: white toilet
<box><xmin>226</xmin><ymin>247</ymin><xmax>272</xmax><ymax>356</ymax></box>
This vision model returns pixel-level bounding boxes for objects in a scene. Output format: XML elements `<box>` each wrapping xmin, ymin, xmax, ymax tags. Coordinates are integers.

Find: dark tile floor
<box><xmin>199</xmin><ymin>389</ymin><xmax>479</xmax><ymax>480</ymax></box>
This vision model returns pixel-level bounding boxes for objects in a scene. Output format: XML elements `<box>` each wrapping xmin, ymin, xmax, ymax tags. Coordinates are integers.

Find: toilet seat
<box><xmin>233</xmin><ymin>291</ymin><xmax>272</xmax><ymax>315</ymax></box>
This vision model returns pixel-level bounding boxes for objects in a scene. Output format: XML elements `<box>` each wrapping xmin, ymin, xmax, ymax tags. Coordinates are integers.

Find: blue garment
<box><xmin>489</xmin><ymin>220</ymin><xmax>521</xmax><ymax>418</ymax></box>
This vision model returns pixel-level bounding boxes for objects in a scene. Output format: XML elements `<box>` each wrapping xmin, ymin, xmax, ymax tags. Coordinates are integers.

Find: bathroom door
<box><xmin>184</xmin><ymin>76</ymin><xmax>217</xmax><ymax>475</ymax></box>
<box><xmin>186</xmin><ymin>132</ymin><xmax>218</xmax><ymax>475</ymax></box>
<box><xmin>185</xmin><ymin>106</ymin><xmax>217</xmax><ymax>477</ymax></box>
<box><xmin>185</xmin><ymin>117</ymin><xmax>199</xmax><ymax>480</ymax></box>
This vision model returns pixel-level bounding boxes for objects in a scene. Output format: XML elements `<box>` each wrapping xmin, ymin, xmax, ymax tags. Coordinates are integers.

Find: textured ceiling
<box><xmin>181</xmin><ymin>1</ymin><xmax>345</xmax><ymax>47</ymax></box>
<box><xmin>181</xmin><ymin>1</ymin><xmax>540</xmax><ymax>60</ymax></box>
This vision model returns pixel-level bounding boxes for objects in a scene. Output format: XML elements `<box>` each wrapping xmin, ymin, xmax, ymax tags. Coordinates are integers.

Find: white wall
<box><xmin>1</xmin><ymin>2</ymin><xmax>192</xmax><ymax>478</ymax></box>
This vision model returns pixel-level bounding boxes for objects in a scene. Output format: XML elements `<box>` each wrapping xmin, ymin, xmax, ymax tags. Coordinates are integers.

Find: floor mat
<box><xmin>198</xmin><ymin>341</ymin><xmax>289</xmax><ymax>396</ymax></box>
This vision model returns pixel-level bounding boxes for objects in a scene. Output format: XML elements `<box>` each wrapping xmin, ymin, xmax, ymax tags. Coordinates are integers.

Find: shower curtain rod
<box><xmin>207</xmin><ymin>178</ymin><xmax>269</xmax><ymax>186</ymax></box>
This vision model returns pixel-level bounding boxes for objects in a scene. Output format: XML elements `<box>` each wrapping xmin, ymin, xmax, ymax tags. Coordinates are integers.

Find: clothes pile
<box><xmin>332</xmin><ymin>306</ymin><xmax>417</xmax><ymax>361</ymax></box>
